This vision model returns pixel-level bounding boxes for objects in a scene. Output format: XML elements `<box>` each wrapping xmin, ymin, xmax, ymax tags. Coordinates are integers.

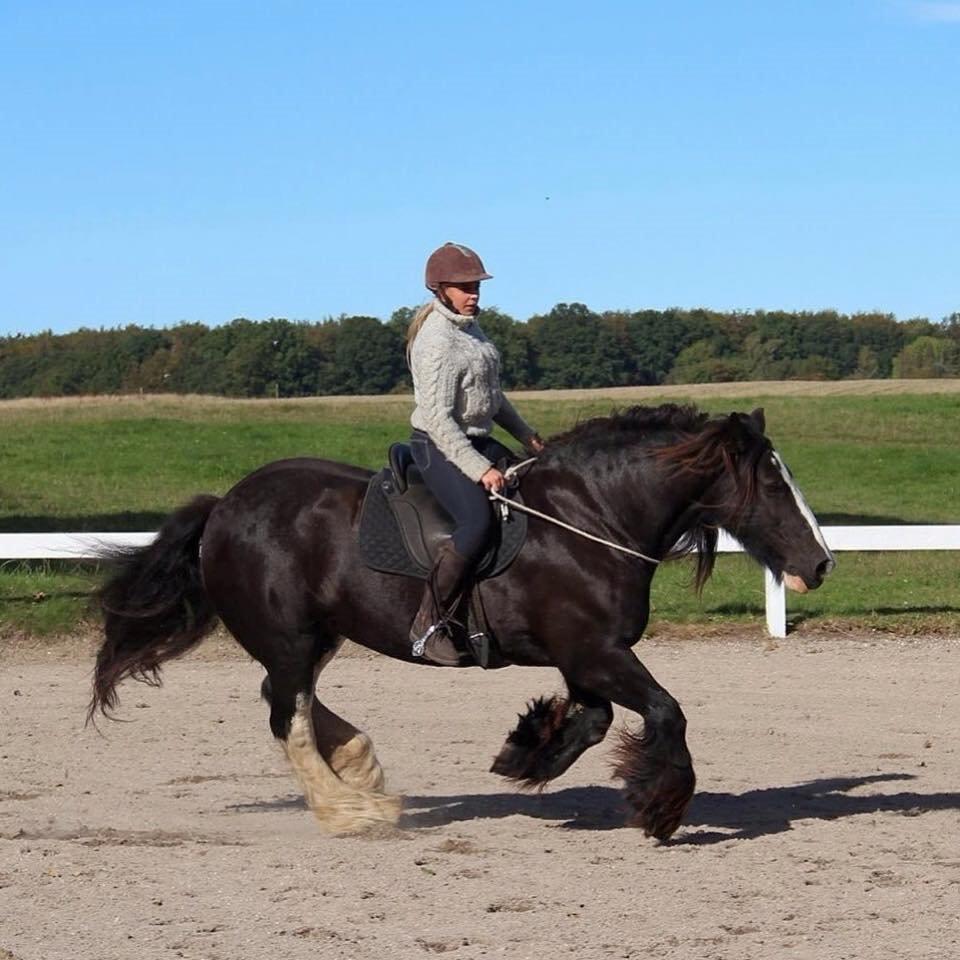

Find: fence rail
<box><xmin>3</xmin><ymin>526</ymin><xmax>959</xmax><ymax>638</ymax></box>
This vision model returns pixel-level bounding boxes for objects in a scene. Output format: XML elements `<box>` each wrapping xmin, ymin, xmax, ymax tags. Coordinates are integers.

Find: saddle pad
<box><xmin>358</xmin><ymin>467</ymin><xmax>527</xmax><ymax>580</ymax></box>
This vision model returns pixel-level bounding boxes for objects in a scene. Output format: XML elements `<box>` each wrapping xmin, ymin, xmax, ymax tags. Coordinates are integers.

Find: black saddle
<box><xmin>358</xmin><ymin>442</ymin><xmax>528</xmax><ymax>581</ymax></box>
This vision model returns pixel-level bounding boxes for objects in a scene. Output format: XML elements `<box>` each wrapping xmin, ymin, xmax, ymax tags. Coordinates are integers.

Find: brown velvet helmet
<box><xmin>424</xmin><ymin>242</ymin><xmax>493</xmax><ymax>292</ymax></box>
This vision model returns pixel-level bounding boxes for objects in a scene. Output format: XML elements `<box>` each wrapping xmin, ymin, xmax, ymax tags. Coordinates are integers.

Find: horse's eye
<box><xmin>762</xmin><ymin>454</ymin><xmax>786</xmax><ymax>487</ymax></box>
<box><xmin>762</xmin><ymin>470</ymin><xmax>784</xmax><ymax>492</ymax></box>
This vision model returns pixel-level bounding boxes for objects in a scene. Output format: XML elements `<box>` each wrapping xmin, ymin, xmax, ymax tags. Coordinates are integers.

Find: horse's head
<box><xmin>545</xmin><ymin>402</ymin><xmax>835</xmax><ymax>593</ymax></box>
<box><xmin>700</xmin><ymin>408</ymin><xmax>835</xmax><ymax>592</ymax></box>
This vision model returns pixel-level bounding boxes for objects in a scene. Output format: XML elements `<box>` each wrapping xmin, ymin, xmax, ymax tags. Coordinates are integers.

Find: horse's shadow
<box><xmin>675</xmin><ymin>772</ymin><xmax>959</xmax><ymax>844</ymax></box>
<box><xmin>231</xmin><ymin>772</ymin><xmax>960</xmax><ymax>844</ymax></box>
<box><xmin>403</xmin><ymin>772</ymin><xmax>960</xmax><ymax>843</ymax></box>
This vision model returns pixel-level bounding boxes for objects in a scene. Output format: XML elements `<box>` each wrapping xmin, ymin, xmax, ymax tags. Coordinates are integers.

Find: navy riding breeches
<box><xmin>409</xmin><ymin>430</ymin><xmax>509</xmax><ymax>561</ymax></box>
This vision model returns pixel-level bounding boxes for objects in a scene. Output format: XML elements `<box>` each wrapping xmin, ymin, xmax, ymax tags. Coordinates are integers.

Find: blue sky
<box><xmin>1</xmin><ymin>1</ymin><xmax>958</xmax><ymax>336</ymax></box>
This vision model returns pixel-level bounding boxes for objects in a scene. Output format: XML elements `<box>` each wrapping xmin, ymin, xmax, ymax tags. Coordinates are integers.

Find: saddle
<box><xmin>358</xmin><ymin>442</ymin><xmax>528</xmax><ymax>582</ymax></box>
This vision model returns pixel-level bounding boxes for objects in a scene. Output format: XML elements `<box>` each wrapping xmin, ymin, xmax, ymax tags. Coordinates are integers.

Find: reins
<box><xmin>488</xmin><ymin>458</ymin><xmax>661</xmax><ymax>566</ymax></box>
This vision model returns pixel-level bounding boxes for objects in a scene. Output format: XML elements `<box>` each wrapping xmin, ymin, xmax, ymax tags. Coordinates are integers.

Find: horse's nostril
<box><xmin>816</xmin><ymin>558</ymin><xmax>834</xmax><ymax>579</ymax></box>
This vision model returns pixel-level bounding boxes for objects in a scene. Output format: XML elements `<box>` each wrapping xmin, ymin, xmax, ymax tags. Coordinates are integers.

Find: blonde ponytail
<box><xmin>405</xmin><ymin>300</ymin><xmax>436</xmax><ymax>363</ymax></box>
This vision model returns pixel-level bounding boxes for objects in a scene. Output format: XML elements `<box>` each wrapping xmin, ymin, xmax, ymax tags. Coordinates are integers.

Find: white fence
<box><xmin>2</xmin><ymin>526</ymin><xmax>959</xmax><ymax>638</ymax></box>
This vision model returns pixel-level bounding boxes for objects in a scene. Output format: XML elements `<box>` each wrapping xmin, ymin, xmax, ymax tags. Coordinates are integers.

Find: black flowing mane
<box><xmin>542</xmin><ymin>403</ymin><xmax>772</xmax><ymax>589</ymax></box>
<box><xmin>545</xmin><ymin>403</ymin><xmax>709</xmax><ymax>460</ymax></box>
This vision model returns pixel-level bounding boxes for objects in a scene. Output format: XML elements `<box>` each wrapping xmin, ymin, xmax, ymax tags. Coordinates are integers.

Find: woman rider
<box><xmin>406</xmin><ymin>242</ymin><xmax>545</xmax><ymax>665</ymax></box>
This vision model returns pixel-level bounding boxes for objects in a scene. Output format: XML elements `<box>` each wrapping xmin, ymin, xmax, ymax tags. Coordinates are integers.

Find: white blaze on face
<box><xmin>771</xmin><ymin>450</ymin><xmax>835</xmax><ymax>571</ymax></box>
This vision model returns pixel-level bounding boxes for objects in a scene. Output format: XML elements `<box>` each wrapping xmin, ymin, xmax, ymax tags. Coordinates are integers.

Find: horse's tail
<box><xmin>89</xmin><ymin>494</ymin><xmax>220</xmax><ymax>721</ymax></box>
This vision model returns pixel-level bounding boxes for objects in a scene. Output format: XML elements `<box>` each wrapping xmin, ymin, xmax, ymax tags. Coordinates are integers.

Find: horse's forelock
<box><xmin>657</xmin><ymin>413</ymin><xmax>767</xmax><ymax>482</ymax></box>
<box><xmin>654</xmin><ymin>418</ymin><xmax>735</xmax><ymax>475</ymax></box>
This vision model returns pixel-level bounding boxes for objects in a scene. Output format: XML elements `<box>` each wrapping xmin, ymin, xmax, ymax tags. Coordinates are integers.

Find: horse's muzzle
<box><xmin>785</xmin><ymin>554</ymin><xmax>835</xmax><ymax>593</ymax></box>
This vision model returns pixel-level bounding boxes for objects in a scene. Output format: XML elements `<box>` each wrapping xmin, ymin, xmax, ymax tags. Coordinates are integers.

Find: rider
<box><xmin>406</xmin><ymin>242</ymin><xmax>545</xmax><ymax>665</ymax></box>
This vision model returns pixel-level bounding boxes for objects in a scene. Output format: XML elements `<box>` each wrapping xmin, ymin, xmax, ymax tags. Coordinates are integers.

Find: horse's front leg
<box><xmin>490</xmin><ymin>683</ymin><xmax>612</xmax><ymax>787</ymax></box>
<box><xmin>561</xmin><ymin>644</ymin><xmax>695</xmax><ymax>842</ymax></box>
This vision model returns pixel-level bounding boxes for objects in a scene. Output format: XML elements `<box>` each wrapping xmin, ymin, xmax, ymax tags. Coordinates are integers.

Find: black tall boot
<box><xmin>409</xmin><ymin>541</ymin><xmax>472</xmax><ymax>666</ymax></box>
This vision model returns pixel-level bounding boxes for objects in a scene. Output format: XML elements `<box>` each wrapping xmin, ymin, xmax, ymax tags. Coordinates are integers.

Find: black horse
<box><xmin>90</xmin><ymin>404</ymin><xmax>834</xmax><ymax>841</ymax></box>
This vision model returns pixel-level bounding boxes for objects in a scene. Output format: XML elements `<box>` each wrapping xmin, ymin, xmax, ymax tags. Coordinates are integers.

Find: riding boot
<box><xmin>409</xmin><ymin>542</ymin><xmax>473</xmax><ymax>666</ymax></box>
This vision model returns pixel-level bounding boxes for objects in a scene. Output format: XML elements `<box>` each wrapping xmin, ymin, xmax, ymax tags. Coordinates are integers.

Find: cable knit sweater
<box><xmin>409</xmin><ymin>299</ymin><xmax>536</xmax><ymax>481</ymax></box>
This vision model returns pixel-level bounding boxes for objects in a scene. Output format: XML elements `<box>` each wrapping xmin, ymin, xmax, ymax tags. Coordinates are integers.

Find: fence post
<box><xmin>764</xmin><ymin>568</ymin><xmax>787</xmax><ymax>638</ymax></box>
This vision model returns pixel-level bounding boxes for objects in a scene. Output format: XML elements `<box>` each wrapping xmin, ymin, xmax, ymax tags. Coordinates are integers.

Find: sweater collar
<box><xmin>433</xmin><ymin>298</ymin><xmax>476</xmax><ymax>330</ymax></box>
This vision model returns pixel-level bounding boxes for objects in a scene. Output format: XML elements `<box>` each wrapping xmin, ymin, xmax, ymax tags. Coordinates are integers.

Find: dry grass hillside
<box><xmin>2</xmin><ymin>377</ymin><xmax>959</xmax><ymax>416</ymax></box>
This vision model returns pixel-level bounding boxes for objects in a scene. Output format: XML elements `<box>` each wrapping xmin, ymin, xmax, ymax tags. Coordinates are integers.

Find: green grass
<box><xmin>648</xmin><ymin>551</ymin><xmax>960</xmax><ymax>635</ymax></box>
<box><xmin>1</xmin><ymin>390</ymin><xmax>958</xmax><ymax>637</ymax></box>
<box><xmin>1</xmin><ymin>417</ymin><xmax>406</xmax><ymax>530</ymax></box>
<box><xmin>0</xmin><ymin>562</ymin><xmax>99</xmax><ymax>636</ymax></box>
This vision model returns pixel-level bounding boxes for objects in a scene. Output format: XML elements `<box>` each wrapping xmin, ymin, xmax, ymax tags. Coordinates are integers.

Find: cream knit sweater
<box><xmin>409</xmin><ymin>299</ymin><xmax>536</xmax><ymax>481</ymax></box>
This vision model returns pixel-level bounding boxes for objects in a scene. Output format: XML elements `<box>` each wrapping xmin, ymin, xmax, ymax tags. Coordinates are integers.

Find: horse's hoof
<box><xmin>315</xmin><ymin>792</ymin><xmax>403</xmax><ymax>835</ymax></box>
<box><xmin>491</xmin><ymin>696</ymin><xmax>565</xmax><ymax>781</ymax></box>
<box><xmin>490</xmin><ymin>743</ymin><xmax>526</xmax><ymax>779</ymax></box>
<box><xmin>635</xmin><ymin>801</ymin><xmax>688</xmax><ymax>842</ymax></box>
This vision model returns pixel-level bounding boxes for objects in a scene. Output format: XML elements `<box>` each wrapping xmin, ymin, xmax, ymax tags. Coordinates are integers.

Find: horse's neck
<box><xmin>525</xmin><ymin>450</ymin><xmax>715</xmax><ymax>558</ymax></box>
<box><xmin>627</xmin><ymin>460</ymin><xmax>718</xmax><ymax>555</ymax></box>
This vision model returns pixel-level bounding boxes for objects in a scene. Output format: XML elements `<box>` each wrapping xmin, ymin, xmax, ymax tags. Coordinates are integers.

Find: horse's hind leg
<box><xmin>310</xmin><ymin>698</ymin><xmax>386</xmax><ymax>792</ymax></box>
<box><xmin>261</xmin><ymin>654</ymin><xmax>386</xmax><ymax>793</ymax></box>
<box><xmin>263</xmin><ymin>638</ymin><xmax>401</xmax><ymax>834</ymax></box>
<box><xmin>491</xmin><ymin>683</ymin><xmax>612</xmax><ymax>787</ymax></box>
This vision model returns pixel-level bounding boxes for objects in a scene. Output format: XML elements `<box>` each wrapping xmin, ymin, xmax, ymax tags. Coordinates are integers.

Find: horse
<box><xmin>89</xmin><ymin>403</ymin><xmax>834</xmax><ymax>842</ymax></box>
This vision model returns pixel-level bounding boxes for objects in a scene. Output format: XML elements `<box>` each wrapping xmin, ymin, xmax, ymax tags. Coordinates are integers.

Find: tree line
<box><xmin>1</xmin><ymin>304</ymin><xmax>958</xmax><ymax>399</ymax></box>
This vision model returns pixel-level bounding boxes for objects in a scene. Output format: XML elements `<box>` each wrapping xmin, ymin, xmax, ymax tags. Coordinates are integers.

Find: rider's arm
<box><xmin>494</xmin><ymin>395</ymin><xmax>538</xmax><ymax>448</ymax></box>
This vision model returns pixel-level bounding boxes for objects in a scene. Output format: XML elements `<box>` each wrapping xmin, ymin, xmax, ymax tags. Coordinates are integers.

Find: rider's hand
<box><xmin>480</xmin><ymin>467</ymin><xmax>506</xmax><ymax>493</ymax></box>
<box><xmin>526</xmin><ymin>434</ymin><xmax>546</xmax><ymax>455</ymax></box>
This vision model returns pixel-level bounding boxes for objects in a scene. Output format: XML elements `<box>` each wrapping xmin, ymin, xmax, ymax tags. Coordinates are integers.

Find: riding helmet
<box><xmin>424</xmin><ymin>243</ymin><xmax>492</xmax><ymax>292</ymax></box>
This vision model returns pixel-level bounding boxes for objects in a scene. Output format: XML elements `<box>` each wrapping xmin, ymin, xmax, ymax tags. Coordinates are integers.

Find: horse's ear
<box><xmin>749</xmin><ymin>407</ymin><xmax>766</xmax><ymax>434</ymax></box>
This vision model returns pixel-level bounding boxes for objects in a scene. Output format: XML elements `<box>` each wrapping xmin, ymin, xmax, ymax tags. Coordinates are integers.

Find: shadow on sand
<box><xmin>230</xmin><ymin>772</ymin><xmax>960</xmax><ymax>844</ymax></box>
<box><xmin>404</xmin><ymin>772</ymin><xmax>960</xmax><ymax>843</ymax></box>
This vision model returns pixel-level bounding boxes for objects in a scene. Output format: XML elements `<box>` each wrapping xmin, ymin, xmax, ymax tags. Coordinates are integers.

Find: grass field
<box><xmin>2</xmin><ymin>382</ymin><xmax>958</xmax><ymax>637</ymax></box>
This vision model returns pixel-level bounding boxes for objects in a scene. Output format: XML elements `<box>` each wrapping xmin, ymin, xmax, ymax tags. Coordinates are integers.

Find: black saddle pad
<box><xmin>358</xmin><ymin>467</ymin><xmax>527</xmax><ymax>580</ymax></box>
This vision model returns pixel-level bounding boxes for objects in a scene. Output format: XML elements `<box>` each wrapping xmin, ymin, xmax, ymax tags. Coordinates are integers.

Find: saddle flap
<box><xmin>389</xmin><ymin>485</ymin><xmax>453</xmax><ymax>570</ymax></box>
<box><xmin>358</xmin><ymin>467</ymin><xmax>527</xmax><ymax>581</ymax></box>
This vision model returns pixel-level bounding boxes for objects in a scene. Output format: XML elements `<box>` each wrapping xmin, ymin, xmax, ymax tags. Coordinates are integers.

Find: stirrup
<box><xmin>411</xmin><ymin>621</ymin><xmax>443</xmax><ymax>658</ymax></box>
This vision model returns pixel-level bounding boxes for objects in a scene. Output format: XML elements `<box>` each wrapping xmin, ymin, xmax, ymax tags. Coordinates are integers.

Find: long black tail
<box><xmin>89</xmin><ymin>494</ymin><xmax>220</xmax><ymax>720</ymax></box>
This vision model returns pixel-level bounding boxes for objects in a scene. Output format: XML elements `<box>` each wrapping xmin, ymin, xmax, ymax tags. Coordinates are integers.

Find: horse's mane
<box><xmin>547</xmin><ymin>403</ymin><xmax>710</xmax><ymax>456</ymax></box>
<box><xmin>544</xmin><ymin>403</ymin><xmax>770</xmax><ymax>590</ymax></box>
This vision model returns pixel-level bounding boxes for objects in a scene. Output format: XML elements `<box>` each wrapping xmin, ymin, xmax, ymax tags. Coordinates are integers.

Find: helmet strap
<box><xmin>436</xmin><ymin>285</ymin><xmax>456</xmax><ymax>312</ymax></box>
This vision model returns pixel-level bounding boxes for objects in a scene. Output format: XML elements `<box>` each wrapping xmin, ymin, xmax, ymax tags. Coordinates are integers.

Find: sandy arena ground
<box><xmin>1</xmin><ymin>633</ymin><xmax>958</xmax><ymax>960</ymax></box>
